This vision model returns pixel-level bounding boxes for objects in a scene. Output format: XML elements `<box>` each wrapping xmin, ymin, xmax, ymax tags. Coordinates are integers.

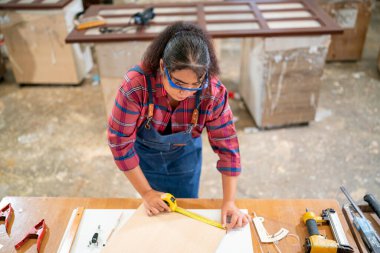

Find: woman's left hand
<box><xmin>221</xmin><ymin>200</ymin><xmax>250</xmax><ymax>230</ymax></box>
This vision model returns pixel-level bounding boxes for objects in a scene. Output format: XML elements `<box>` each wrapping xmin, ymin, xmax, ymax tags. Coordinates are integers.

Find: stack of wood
<box><xmin>317</xmin><ymin>0</ymin><xmax>373</xmax><ymax>61</ymax></box>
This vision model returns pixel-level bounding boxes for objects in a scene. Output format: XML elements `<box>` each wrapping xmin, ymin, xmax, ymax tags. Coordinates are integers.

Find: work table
<box><xmin>0</xmin><ymin>197</ymin><xmax>359</xmax><ymax>253</ymax></box>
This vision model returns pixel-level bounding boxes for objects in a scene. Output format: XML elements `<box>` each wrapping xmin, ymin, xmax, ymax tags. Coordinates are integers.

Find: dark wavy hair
<box><xmin>142</xmin><ymin>22</ymin><xmax>220</xmax><ymax>78</ymax></box>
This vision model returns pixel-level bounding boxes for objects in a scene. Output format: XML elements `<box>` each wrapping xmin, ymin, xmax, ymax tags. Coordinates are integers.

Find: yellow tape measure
<box><xmin>161</xmin><ymin>193</ymin><xmax>225</xmax><ymax>230</ymax></box>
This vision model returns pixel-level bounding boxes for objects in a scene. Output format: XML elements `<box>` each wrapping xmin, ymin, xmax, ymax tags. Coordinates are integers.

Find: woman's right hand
<box><xmin>142</xmin><ymin>189</ymin><xmax>171</xmax><ymax>216</ymax></box>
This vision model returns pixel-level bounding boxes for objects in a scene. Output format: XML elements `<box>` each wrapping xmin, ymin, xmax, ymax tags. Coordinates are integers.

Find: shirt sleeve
<box><xmin>107</xmin><ymin>76</ymin><xmax>143</xmax><ymax>171</ymax></box>
<box><xmin>205</xmin><ymin>84</ymin><xmax>241</xmax><ymax>176</ymax></box>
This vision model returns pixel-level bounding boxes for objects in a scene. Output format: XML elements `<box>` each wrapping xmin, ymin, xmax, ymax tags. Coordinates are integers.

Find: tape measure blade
<box><xmin>176</xmin><ymin>207</ymin><xmax>224</xmax><ymax>229</ymax></box>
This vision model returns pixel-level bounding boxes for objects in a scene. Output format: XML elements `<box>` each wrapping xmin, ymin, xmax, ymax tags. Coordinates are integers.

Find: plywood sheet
<box><xmin>101</xmin><ymin>204</ymin><xmax>226</xmax><ymax>253</ymax></box>
<box><xmin>58</xmin><ymin>208</ymin><xmax>252</xmax><ymax>253</ymax></box>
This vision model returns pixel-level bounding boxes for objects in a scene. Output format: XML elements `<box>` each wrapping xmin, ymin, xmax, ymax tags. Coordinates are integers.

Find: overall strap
<box><xmin>188</xmin><ymin>90</ymin><xmax>202</xmax><ymax>133</ymax></box>
<box><xmin>129</xmin><ymin>65</ymin><xmax>154</xmax><ymax>128</ymax></box>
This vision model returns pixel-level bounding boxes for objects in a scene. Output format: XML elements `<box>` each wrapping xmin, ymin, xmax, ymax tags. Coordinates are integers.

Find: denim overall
<box><xmin>131</xmin><ymin>66</ymin><xmax>202</xmax><ymax>198</ymax></box>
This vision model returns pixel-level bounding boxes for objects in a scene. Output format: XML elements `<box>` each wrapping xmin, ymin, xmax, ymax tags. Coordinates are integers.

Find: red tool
<box><xmin>0</xmin><ymin>203</ymin><xmax>14</xmax><ymax>234</ymax></box>
<box><xmin>15</xmin><ymin>219</ymin><xmax>47</xmax><ymax>253</ymax></box>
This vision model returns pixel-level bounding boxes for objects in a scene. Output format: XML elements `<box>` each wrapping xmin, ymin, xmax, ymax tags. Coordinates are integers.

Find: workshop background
<box><xmin>0</xmin><ymin>0</ymin><xmax>379</xmax><ymax>205</ymax></box>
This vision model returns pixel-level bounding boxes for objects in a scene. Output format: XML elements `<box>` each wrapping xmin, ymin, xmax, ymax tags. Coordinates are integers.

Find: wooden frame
<box><xmin>65</xmin><ymin>0</ymin><xmax>342</xmax><ymax>43</ymax></box>
<box><xmin>0</xmin><ymin>0</ymin><xmax>73</xmax><ymax>10</ymax></box>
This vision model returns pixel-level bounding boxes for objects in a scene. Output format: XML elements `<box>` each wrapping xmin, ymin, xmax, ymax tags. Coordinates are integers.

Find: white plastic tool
<box><xmin>252</xmin><ymin>216</ymin><xmax>289</xmax><ymax>243</ymax></box>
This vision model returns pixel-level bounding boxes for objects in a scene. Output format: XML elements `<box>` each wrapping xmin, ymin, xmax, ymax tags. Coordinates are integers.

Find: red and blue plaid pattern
<box><xmin>108</xmin><ymin>65</ymin><xmax>241</xmax><ymax>176</ymax></box>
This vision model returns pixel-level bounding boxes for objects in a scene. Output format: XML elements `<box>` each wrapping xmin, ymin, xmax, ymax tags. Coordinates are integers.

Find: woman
<box><xmin>108</xmin><ymin>22</ymin><xmax>249</xmax><ymax>229</ymax></box>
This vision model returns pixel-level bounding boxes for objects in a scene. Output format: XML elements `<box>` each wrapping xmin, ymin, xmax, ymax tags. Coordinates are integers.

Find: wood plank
<box><xmin>102</xmin><ymin>204</ymin><xmax>225</xmax><ymax>253</ymax></box>
<box><xmin>317</xmin><ymin>0</ymin><xmax>372</xmax><ymax>61</ymax></box>
<box><xmin>57</xmin><ymin>207</ymin><xmax>84</xmax><ymax>253</ymax></box>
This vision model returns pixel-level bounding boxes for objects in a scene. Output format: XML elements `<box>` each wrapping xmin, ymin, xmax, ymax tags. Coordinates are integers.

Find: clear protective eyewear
<box><xmin>164</xmin><ymin>67</ymin><xmax>208</xmax><ymax>91</ymax></box>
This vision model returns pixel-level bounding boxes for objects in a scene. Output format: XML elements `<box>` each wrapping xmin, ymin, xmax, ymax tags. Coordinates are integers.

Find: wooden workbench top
<box><xmin>0</xmin><ymin>197</ymin><xmax>359</xmax><ymax>253</ymax></box>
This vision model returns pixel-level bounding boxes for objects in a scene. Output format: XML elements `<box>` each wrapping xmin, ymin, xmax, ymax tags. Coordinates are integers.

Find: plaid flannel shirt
<box><xmin>108</xmin><ymin>65</ymin><xmax>241</xmax><ymax>176</ymax></box>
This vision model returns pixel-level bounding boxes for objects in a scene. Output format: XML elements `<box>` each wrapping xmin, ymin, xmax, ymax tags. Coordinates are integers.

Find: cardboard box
<box><xmin>0</xmin><ymin>0</ymin><xmax>93</xmax><ymax>84</ymax></box>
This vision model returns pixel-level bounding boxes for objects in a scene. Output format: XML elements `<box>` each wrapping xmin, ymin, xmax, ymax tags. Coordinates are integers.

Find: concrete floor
<box><xmin>0</xmin><ymin>6</ymin><xmax>379</xmax><ymax>206</ymax></box>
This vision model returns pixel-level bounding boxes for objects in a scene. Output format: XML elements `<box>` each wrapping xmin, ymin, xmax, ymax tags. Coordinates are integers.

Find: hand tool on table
<box><xmin>132</xmin><ymin>7</ymin><xmax>155</xmax><ymax>25</ymax></box>
<box><xmin>161</xmin><ymin>193</ymin><xmax>225</xmax><ymax>230</ymax></box>
<box><xmin>15</xmin><ymin>219</ymin><xmax>47</xmax><ymax>253</ymax></box>
<box><xmin>99</xmin><ymin>7</ymin><xmax>155</xmax><ymax>34</ymax></box>
<box><xmin>364</xmin><ymin>193</ymin><xmax>380</xmax><ymax>219</ymax></box>
<box><xmin>0</xmin><ymin>203</ymin><xmax>14</xmax><ymax>234</ymax></box>
<box><xmin>252</xmin><ymin>214</ymin><xmax>289</xmax><ymax>243</ymax></box>
<box><xmin>74</xmin><ymin>16</ymin><xmax>106</xmax><ymax>30</ymax></box>
<box><xmin>341</xmin><ymin>186</ymin><xmax>380</xmax><ymax>253</ymax></box>
<box><xmin>302</xmin><ymin>208</ymin><xmax>354</xmax><ymax>253</ymax></box>
<box><xmin>88</xmin><ymin>225</ymin><xmax>102</xmax><ymax>248</ymax></box>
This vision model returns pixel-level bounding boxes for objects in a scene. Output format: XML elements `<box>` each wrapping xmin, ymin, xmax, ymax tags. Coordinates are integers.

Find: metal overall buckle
<box><xmin>145</xmin><ymin>104</ymin><xmax>154</xmax><ymax>129</ymax></box>
<box><xmin>186</xmin><ymin>124</ymin><xmax>194</xmax><ymax>133</ymax></box>
<box><xmin>145</xmin><ymin>117</ymin><xmax>152</xmax><ymax>129</ymax></box>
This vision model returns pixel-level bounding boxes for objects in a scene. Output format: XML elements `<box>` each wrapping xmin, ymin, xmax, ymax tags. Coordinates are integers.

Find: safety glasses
<box><xmin>164</xmin><ymin>67</ymin><xmax>208</xmax><ymax>91</ymax></box>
